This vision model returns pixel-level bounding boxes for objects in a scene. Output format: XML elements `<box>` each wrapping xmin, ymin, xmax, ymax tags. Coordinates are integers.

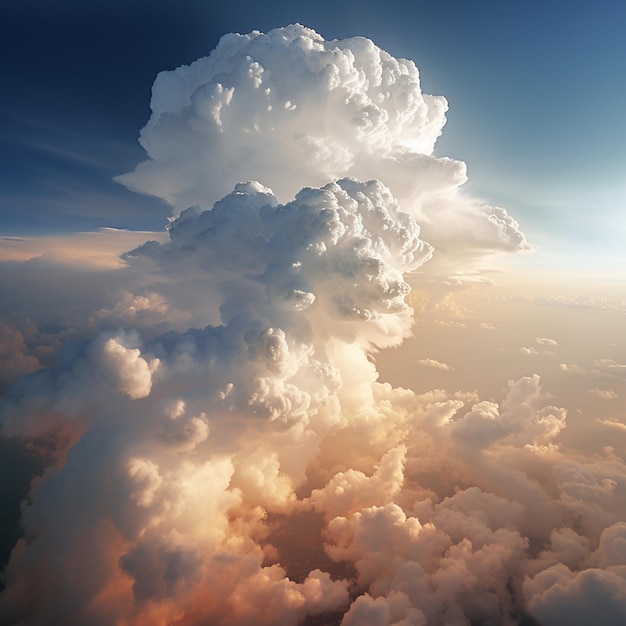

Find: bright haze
<box><xmin>1</xmin><ymin>3</ymin><xmax>625</xmax><ymax>626</ymax></box>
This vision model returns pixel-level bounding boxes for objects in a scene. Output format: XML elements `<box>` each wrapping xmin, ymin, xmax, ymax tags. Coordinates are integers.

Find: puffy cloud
<box><xmin>307</xmin><ymin>446</ymin><xmax>407</xmax><ymax>518</ymax></box>
<box><xmin>449</xmin><ymin>374</ymin><xmax>567</xmax><ymax>450</ymax></box>
<box><xmin>341</xmin><ymin>591</ymin><xmax>427</xmax><ymax>626</ymax></box>
<box><xmin>226</xmin><ymin>567</ymin><xmax>349</xmax><ymax>625</ymax></box>
<box><xmin>117</xmin><ymin>24</ymin><xmax>448</xmax><ymax>210</ymax></box>
<box><xmin>524</xmin><ymin>565</ymin><xmax>626</xmax><ymax>626</ymax></box>
<box><xmin>118</xmin><ymin>532</ymin><xmax>204</xmax><ymax>602</ymax></box>
<box><xmin>531</xmin><ymin>527</ymin><xmax>591</xmax><ymax>572</ymax></box>
<box><xmin>590</xmin><ymin>387</ymin><xmax>618</xmax><ymax>399</ymax></box>
<box><xmin>117</xmin><ymin>24</ymin><xmax>526</xmax><ymax>259</ymax></box>
<box><xmin>519</xmin><ymin>346</ymin><xmax>539</xmax><ymax>355</ymax></box>
<box><xmin>1</xmin><ymin>330</ymin><xmax>158</xmax><ymax>437</ymax></box>
<box><xmin>588</xmin><ymin>522</ymin><xmax>626</xmax><ymax>568</ymax></box>
<box><xmin>125</xmin><ymin>177</ymin><xmax>432</xmax><ymax>347</ymax></box>
<box><xmin>95</xmin><ymin>335</ymin><xmax>159</xmax><ymax>400</ymax></box>
<box><xmin>552</xmin><ymin>453</ymin><xmax>626</xmax><ymax>539</ymax></box>
<box><xmin>0</xmin><ymin>172</ymin><xmax>433</xmax><ymax>624</ymax></box>
<box><xmin>89</xmin><ymin>290</ymin><xmax>172</xmax><ymax>328</ymax></box>
<box><xmin>156</xmin><ymin>400</ymin><xmax>210</xmax><ymax>452</ymax></box>
<box><xmin>416</xmin><ymin>358</ymin><xmax>452</xmax><ymax>371</ymax></box>
<box><xmin>325</xmin><ymin>492</ymin><xmax>529</xmax><ymax>625</ymax></box>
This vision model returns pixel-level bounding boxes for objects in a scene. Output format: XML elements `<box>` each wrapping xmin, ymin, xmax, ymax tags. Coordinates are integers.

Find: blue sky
<box><xmin>1</xmin><ymin>0</ymin><xmax>625</xmax><ymax>261</ymax></box>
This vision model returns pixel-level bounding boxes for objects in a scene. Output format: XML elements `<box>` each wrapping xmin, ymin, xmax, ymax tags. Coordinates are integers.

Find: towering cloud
<box><xmin>117</xmin><ymin>24</ymin><xmax>526</xmax><ymax>257</ymax></box>
<box><xmin>1</xmin><ymin>24</ymin><xmax>623</xmax><ymax>626</ymax></box>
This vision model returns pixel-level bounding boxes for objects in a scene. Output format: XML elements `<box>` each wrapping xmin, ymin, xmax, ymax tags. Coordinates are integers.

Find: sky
<box><xmin>1</xmin><ymin>2</ymin><xmax>625</xmax><ymax>625</ymax></box>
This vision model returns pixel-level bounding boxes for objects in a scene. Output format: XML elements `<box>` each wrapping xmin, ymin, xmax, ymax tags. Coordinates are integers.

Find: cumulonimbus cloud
<box><xmin>116</xmin><ymin>23</ymin><xmax>527</xmax><ymax>257</ymax></box>
<box><xmin>1</xmin><ymin>24</ymin><xmax>623</xmax><ymax>626</ymax></box>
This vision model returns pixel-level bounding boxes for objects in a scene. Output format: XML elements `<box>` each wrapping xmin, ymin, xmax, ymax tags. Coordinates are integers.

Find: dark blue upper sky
<box><xmin>2</xmin><ymin>0</ymin><xmax>625</xmax><ymax>254</ymax></box>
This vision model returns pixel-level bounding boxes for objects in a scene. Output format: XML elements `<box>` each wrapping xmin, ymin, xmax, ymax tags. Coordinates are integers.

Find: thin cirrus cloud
<box><xmin>1</xmin><ymin>24</ymin><xmax>626</xmax><ymax>626</ymax></box>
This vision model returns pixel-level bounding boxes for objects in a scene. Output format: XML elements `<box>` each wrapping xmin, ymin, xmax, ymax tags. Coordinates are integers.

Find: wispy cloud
<box><xmin>596</xmin><ymin>418</ymin><xmax>626</xmax><ymax>432</ymax></box>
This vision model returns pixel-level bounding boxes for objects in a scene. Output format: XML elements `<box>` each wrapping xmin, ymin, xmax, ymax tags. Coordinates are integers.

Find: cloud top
<box><xmin>117</xmin><ymin>25</ymin><xmax>446</xmax><ymax>207</ymax></box>
<box><xmin>117</xmin><ymin>24</ymin><xmax>526</xmax><ymax>257</ymax></box>
<box><xmin>126</xmin><ymin>178</ymin><xmax>433</xmax><ymax>346</ymax></box>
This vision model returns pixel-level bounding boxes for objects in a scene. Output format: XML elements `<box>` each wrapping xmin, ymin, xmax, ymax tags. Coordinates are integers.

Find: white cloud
<box><xmin>96</xmin><ymin>335</ymin><xmax>159</xmax><ymax>400</ymax></box>
<box><xmin>125</xmin><ymin>178</ymin><xmax>433</xmax><ymax>348</ymax></box>
<box><xmin>117</xmin><ymin>24</ymin><xmax>526</xmax><ymax>261</ymax></box>
<box><xmin>341</xmin><ymin>591</ymin><xmax>426</xmax><ymax>626</ymax></box>
<box><xmin>592</xmin><ymin>359</ymin><xmax>626</xmax><ymax>380</ymax></box>
<box><xmin>597</xmin><ymin>418</ymin><xmax>626</xmax><ymax>432</ymax></box>
<box><xmin>307</xmin><ymin>446</ymin><xmax>407</xmax><ymax>518</ymax></box>
<box><xmin>590</xmin><ymin>388</ymin><xmax>618</xmax><ymax>400</ymax></box>
<box><xmin>1</xmin><ymin>23</ymin><xmax>625</xmax><ymax>626</ymax></box>
<box><xmin>520</xmin><ymin>346</ymin><xmax>540</xmax><ymax>355</ymax></box>
<box><xmin>416</xmin><ymin>358</ymin><xmax>452</xmax><ymax>371</ymax></box>
<box><xmin>559</xmin><ymin>362</ymin><xmax>586</xmax><ymax>374</ymax></box>
<box><xmin>524</xmin><ymin>565</ymin><xmax>626</xmax><ymax>626</ymax></box>
<box><xmin>535</xmin><ymin>337</ymin><xmax>559</xmax><ymax>347</ymax></box>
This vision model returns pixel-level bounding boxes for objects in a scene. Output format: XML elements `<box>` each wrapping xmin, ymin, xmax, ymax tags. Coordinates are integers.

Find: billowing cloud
<box><xmin>124</xmin><ymin>177</ymin><xmax>432</xmax><ymax>346</ymax></box>
<box><xmin>0</xmin><ymin>23</ymin><xmax>622</xmax><ymax>626</ymax></box>
<box><xmin>117</xmin><ymin>24</ymin><xmax>527</xmax><ymax>259</ymax></box>
<box><xmin>524</xmin><ymin>560</ymin><xmax>626</xmax><ymax>626</ymax></box>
